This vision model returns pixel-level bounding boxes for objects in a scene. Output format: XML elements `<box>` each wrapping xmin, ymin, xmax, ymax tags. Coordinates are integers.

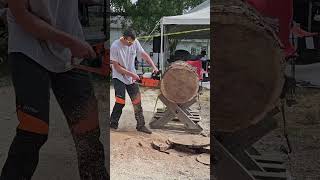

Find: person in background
<box><xmin>199</xmin><ymin>50</ymin><xmax>208</xmax><ymax>70</ymax></box>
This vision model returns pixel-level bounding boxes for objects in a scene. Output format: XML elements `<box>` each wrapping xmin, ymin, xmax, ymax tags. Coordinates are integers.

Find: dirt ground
<box><xmin>109</xmin><ymin>85</ymin><xmax>211</xmax><ymax>180</ymax></box>
<box><xmin>253</xmin><ymin>88</ymin><xmax>320</xmax><ymax>180</ymax></box>
<box><xmin>0</xmin><ymin>76</ymin><xmax>109</xmax><ymax>180</ymax></box>
<box><xmin>0</xmin><ymin>75</ymin><xmax>211</xmax><ymax>180</ymax></box>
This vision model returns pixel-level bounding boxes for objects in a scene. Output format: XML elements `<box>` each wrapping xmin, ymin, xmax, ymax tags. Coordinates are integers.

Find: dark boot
<box><xmin>110</xmin><ymin>103</ymin><xmax>124</xmax><ymax>130</ymax></box>
<box><xmin>137</xmin><ymin>126</ymin><xmax>152</xmax><ymax>134</ymax></box>
<box><xmin>110</xmin><ymin>122</ymin><xmax>118</xmax><ymax>130</ymax></box>
<box><xmin>134</xmin><ymin>104</ymin><xmax>152</xmax><ymax>134</ymax></box>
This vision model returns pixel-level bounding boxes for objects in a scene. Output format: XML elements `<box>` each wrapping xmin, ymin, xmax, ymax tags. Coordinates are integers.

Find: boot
<box><xmin>110</xmin><ymin>103</ymin><xmax>124</xmax><ymax>130</ymax></box>
<box><xmin>133</xmin><ymin>104</ymin><xmax>152</xmax><ymax>134</ymax></box>
<box><xmin>110</xmin><ymin>122</ymin><xmax>118</xmax><ymax>130</ymax></box>
<box><xmin>137</xmin><ymin>126</ymin><xmax>152</xmax><ymax>134</ymax></box>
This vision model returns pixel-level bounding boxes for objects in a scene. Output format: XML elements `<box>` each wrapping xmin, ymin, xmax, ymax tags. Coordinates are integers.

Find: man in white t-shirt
<box><xmin>1</xmin><ymin>0</ymin><xmax>108</xmax><ymax>179</ymax></box>
<box><xmin>110</xmin><ymin>30</ymin><xmax>158</xmax><ymax>134</ymax></box>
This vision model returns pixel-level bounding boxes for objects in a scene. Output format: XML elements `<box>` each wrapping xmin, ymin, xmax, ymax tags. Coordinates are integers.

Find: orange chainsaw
<box><xmin>71</xmin><ymin>42</ymin><xmax>110</xmax><ymax>76</ymax></box>
<box><xmin>137</xmin><ymin>71</ymin><xmax>161</xmax><ymax>88</ymax></box>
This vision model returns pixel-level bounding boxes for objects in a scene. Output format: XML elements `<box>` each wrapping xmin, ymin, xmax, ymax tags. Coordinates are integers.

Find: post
<box><xmin>160</xmin><ymin>20</ymin><xmax>164</xmax><ymax>74</ymax></box>
<box><xmin>308</xmin><ymin>0</ymin><xmax>313</xmax><ymax>32</ymax></box>
<box><xmin>103</xmin><ymin>0</ymin><xmax>107</xmax><ymax>37</ymax></box>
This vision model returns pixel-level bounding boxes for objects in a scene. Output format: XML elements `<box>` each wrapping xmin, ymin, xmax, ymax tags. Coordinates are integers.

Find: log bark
<box><xmin>160</xmin><ymin>61</ymin><xmax>199</xmax><ymax>104</ymax></box>
<box><xmin>212</xmin><ymin>0</ymin><xmax>285</xmax><ymax>132</ymax></box>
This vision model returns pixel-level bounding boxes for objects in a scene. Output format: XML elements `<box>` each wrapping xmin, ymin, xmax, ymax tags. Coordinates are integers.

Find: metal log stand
<box><xmin>149</xmin><ymin>94</ymin><xmax>203</xmax><ymax>134</ymax></box>
<box><xmin>214</xmin><ymin>109</ymin><xmax>291</xmax><ymax>180</ymax></box>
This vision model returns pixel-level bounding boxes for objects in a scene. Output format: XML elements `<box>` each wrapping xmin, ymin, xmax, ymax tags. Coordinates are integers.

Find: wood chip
<box><xmin>151</xmin><ymin>141</ymin><xmax>171</xmax><ymax>152</ymax></box>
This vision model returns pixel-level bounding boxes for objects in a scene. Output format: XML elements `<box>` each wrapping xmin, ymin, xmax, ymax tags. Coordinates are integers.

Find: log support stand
<box><xmin>214</xmin><ymin>111</ymin><xmax>291</xmax><ymax>180</ymax></box>
<box><xmin>149</xmin><ymin>94</ymin><xmax>203</xmax><ymax>134</ymax></box>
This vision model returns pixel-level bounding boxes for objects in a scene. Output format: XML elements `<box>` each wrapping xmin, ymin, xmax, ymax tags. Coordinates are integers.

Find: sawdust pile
<box><xmin>111</xmin><ymin>132</ymin><xmax>176</xmax><ymax>161</ymax></box>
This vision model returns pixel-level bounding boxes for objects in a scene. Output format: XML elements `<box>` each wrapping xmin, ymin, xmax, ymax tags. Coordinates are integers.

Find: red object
<box><xmin>140</xmin><ymin>77</ymin><xmax>159</xmax><ymax>87</ymax></box>
<box><xmin>186</xmin><ymin>60</ymin><xmax>203</xmax><ymax>80</ymax></box>
<box><xmin>246</xmin><ymin>0</ymin><xmax>293</xmax><ymax>53</ymax></box>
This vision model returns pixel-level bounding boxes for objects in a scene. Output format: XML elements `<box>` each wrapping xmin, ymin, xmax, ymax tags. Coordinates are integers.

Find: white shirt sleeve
<box><xmin>135</xmin><ymin>40</ymin><xmax>145</xmax><ymax>56</ymax></box>
<box><xmin>110</xmin><ymin>44</ymin><xmax>119</xmax><ymax>63</ymax></box>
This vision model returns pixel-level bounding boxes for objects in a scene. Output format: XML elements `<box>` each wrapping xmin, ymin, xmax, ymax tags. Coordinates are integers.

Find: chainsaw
<box><xmin>71</xmin><ymin>42</ymin><xmax>110</xmax><ymax>76</ymax></box>
<box><xmin>137</xmin><ymin>70</ymin><xmax>161</xmax><ymax>87</ymax></box>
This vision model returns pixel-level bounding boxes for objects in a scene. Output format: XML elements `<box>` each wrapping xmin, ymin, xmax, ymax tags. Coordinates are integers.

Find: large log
<box><xmin>160</xmin><ymin>61</ymin><xmax>199</xmax><ymax>104</ymax></box>
<box><xmin>212</xmin><ymin>0</ymin><xmax>285</xmax><ymax>133</ymax></box>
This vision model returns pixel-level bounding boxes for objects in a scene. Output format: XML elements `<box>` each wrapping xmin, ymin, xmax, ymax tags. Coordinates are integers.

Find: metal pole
<box><xmin>160</xmin><ymin>19</ymin><xmax>164</xmax><ymax>74</ymax></box>
<box><xmin>103</xmin><ymin>0</ymin><xmax>107</xmax><ymax>38</ymax></box>
<box><xmin>308</xmin><ymin>0</ymin><xmax>313</xmax><ymax>32</ymax></box>
<box><xmin>157</xmin><ymin>53</ymin><xmax>160</xmax><ymax>69</ymax></box>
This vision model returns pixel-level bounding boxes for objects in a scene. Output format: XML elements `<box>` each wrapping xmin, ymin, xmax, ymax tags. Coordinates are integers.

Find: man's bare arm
<box><xmin>112</xmin><ymin>61</ymin><xmax>137</xmax><ymax>78</ymax></box>
<box><xmin>8</xmin><ymin>0</ymin><xmax>96</xmax><ymax>58</ymax></box>
<box><xmin>141</xmin><ymin>51</ymin><xmax>158</xmax><ymax>72</ymax></box>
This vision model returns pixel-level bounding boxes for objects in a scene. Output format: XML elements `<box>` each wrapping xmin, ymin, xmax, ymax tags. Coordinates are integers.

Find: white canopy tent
<box><xmin>160</xmin><ymin>0</ymin><xmax>210</xmax><ymax>72</ymax></box>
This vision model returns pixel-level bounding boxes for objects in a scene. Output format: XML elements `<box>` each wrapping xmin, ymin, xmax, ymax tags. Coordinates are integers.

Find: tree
<box><xmin>111</xmin><ymin>0</ymin><xmax>206</xmax><ymax>35</ymax></box>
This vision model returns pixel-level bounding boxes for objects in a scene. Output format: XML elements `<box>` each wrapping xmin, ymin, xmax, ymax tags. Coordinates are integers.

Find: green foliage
<box><xmin>111</xmin><ymin>0</ymin><xmax>206</xmax><ymax>35</ymax></box>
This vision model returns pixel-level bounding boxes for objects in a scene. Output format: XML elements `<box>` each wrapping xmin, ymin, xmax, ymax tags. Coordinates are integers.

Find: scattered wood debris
<box><xmin>151</xmin><ymin>134</ymin><xmax>210</xmax><ymax>155</ymax></box>
<box><xmin>151</xmin><ymin>140</ymin><xmax>172</xmax><ymax>154</ymax></box>
<box><xmin>150</xmin><ymin>134</ymin><xmax>211</xmax><ymax>166</ymax></box>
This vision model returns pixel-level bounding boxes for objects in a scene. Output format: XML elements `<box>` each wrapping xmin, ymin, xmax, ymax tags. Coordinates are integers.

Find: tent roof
<box><xmin>186</xmin><ymin>0</ymin><xmax>209</xmax><ymax>14</ymax></box>
<box><xmin>165</xmin><ymin>25</ymin><xmax>210</xmax><ymax>39</ymax></box>
<box><xmin>161</xmin><ymin>0</ymin><xmax>210</xmax><ymax>25</ymax></box>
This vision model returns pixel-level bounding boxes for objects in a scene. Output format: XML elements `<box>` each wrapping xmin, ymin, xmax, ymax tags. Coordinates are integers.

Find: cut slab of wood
<box><xmin>168</xmin><ymin>135</ymin><xmax>210</xmax><ymax>148</ymax></box>
<box><xmin>196</xmin><ymin>154</ymin><xmax>210</xmax><ymax>165</ymax></box>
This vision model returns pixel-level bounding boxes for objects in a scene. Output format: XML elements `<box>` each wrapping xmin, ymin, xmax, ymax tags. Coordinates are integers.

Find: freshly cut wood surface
<box><xmin>212</xmin><ymin>0</ymin><xmax>285</xmax><ymax>132</ymax></box>
<box><xmin>160</xmin><ymin>61</ymin><xmax>199</xmax><ymax>104</ymax></box>
<box><xmin>168</xmin><ymin>135</ymin><xmax>210</xmax><ymax>148</ymax></box>
<box><xmin>196</xmin><ymin>154</ymin><xmax>210</xmax><ymax>166</ymax></box>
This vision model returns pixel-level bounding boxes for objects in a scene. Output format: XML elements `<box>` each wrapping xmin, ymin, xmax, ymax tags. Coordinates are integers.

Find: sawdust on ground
<box><xmin>0</xmin><ymin>77</ymin><xmax>109</xmax><ymax>180</ymax></box>
<box><xmin>109</xmin><ymin>86</ymin><xmax>211</xmax><ymax>180</ymax></box>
